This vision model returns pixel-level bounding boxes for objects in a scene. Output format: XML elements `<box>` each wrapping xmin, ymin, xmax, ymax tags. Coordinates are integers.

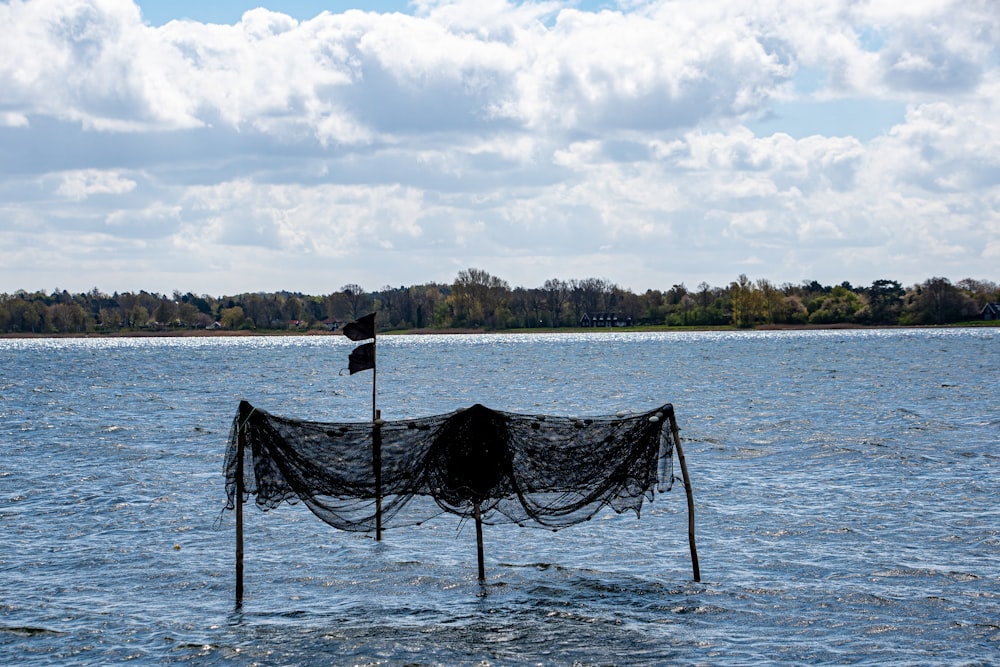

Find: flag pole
<box><xmin>371</xmin><ymin>325</ymin><xmax>377</xmax><ymax>421</ymax></box>
<box><xmin>344</xmin><ymin>312</ymin><xmax>381</xmax><ymax>541</ymax></box>
<box><xmin>372</xmin><ymin>323</ymin><xmax>382</xmax><ymax>541</ymax></box>
<box><xmin>374</xmin><ymin>406</ymin><xmax>382</xmax><ymax>542</ymax></box>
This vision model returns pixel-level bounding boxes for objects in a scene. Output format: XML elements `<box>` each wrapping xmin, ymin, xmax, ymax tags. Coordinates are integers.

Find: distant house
<box><xmin>322</xmin><ymin>318</ymin><xmax>342</xmax><ymax>331</ymax></box>
<box><xmin>982</xmin><ymin>303</ymin><xmax>1000</xmax><ymax>321</ymax></box>
<box><xmin>580</xmin><ymin>312</ymin><xmax>633</xmax><ymax>328</ymax></box>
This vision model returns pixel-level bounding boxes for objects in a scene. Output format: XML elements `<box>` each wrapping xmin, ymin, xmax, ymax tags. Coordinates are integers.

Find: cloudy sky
<box><xmin>1</xmin><ymin>0</ymin><xmax>997</xmax><ymax>296</ymax></box>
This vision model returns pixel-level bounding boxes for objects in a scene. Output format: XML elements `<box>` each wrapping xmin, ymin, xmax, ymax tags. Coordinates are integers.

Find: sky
<box><xmin>1</xmin><ymin>0</ymin><xmax>998</xmax><ymax>296</ymax></box>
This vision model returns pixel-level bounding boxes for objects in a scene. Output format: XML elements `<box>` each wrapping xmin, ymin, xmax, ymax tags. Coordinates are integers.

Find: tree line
<box><xmin>1</xmin><ymin>270</ymin><xmax>997</xmax><ymax>335</ymax></box>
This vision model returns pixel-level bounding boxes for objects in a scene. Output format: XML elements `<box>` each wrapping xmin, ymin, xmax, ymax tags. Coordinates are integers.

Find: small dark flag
<box><xmin>348</xmin><ymin>342</ymin><xmax>376</xmax><ymax>374</ymax></box>
<box><xmin>343</xmin><ymin>313</ymin><xmax>376</xmax><ymax>341</ymax></box>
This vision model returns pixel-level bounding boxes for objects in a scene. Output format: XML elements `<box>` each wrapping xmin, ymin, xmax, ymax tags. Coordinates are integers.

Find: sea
<box><xmin>1</xmin><ymin>328</ymin><xmax>997</xmax><ymax>666</ymax></box>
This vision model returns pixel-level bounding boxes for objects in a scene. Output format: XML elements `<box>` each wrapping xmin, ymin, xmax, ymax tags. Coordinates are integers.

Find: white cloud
<box><xmin>0</xmin><ymin>0</ymin><xmax>997</xmax><ymax>294</ymax></box>
<box><xmin>55</xmin><ymin>169</ymin><xmax>137</xmax><ymax>199</ymax></box>
<box><xmin>0</xmin><ymin>111</ymin><xmax>29</xmax><ymax>127</ymax></box>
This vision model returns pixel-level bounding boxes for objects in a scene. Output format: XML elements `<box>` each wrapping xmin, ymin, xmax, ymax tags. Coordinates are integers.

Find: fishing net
<box><xmin>224</xmin><ymin>401</ymin><xmax>676</xmax><ymax>531</ymax></box>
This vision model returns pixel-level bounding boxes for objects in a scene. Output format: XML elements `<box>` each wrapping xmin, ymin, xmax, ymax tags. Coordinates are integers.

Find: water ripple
<box><xmin>1</xmin><ymin>329</ymin><xmax>998</xmax><ymax>665</ymax></box>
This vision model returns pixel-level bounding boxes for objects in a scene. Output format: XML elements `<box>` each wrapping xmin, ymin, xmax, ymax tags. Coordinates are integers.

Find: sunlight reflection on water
<box><xmin>0</xmin><ymin>328</ymin><xmax>997</xmax><ymax>665</ymax></box>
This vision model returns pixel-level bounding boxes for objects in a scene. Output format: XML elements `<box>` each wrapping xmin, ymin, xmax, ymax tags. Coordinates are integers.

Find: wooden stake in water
<box><xmin>373</xmin><ymin>409</ymin><xmax>382</xmax><ymax>542</ymax></box>
<box><xmin>371</xmin><ymin>329</ymin><xmax>381</xmax><ymax>542</ymax></box>
<box><xmin>474</xmin><ymin>502</ymin><xmax>485</xmax><ymax>582</ymax></box>
<box><xmin>667</xmin><ymin>407</ymin><xmax>700</xmax><ymax>582</ymax></box>
<box><xmin>235</xmin><ymin>405</ymin><xmax>247</xmax><ymax>606</ymax></box>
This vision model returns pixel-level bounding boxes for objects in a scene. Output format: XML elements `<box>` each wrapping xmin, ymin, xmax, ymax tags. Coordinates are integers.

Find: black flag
<box><xmin>348</xmin><ymin>342</ymin><xmax>376</xmax><ymax>374</ymax></box>
<box><xmin>343</xmin><ymin>313</ymin><xmax>376</xmax><ymax>341</ymax></box>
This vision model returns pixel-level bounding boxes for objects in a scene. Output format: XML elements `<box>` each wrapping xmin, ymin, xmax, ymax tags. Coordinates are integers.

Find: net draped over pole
<box><xmin>225</xmin><ymin>400</ymin><xmax>699</xmax><ymax>601</ymax></box>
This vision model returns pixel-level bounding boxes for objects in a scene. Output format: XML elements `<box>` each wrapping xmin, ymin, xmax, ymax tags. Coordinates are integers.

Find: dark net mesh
<box><xmin>225</xmin><ymin>401</ymin><xmax>676</xmax><ymax>531</ymax></box>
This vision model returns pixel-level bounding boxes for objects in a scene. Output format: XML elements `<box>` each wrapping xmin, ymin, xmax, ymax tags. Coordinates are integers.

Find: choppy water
<box><xmin>1</xmin><ymin>329</ymin><xmax>998</xmax><ymax>666</ymax></box>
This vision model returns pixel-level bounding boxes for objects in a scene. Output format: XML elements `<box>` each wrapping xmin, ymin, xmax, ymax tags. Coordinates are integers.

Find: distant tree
<box><xmin>4</xmin><ymin>270</ymin><xmax>1000</xmax><ymax>335</ymax></box>
<box><xmin>757</xmin><ymin>278</ymin><xmax>781</xmax><ymax>324</ymax></box>
<box><xmin>427</xmin><ymin>298</ymin><xmax>445</xmax><ymax>328</ymax></box>
<box><xmin>569</xmin><ymin>278</ymin><xmax>617</xmax><ymax>323</ymax></box>
<box><xmin>689</xmin><ymin>282</ymin><xmax>720</xmax><ymax>325</ymax></box>
<box><xmin>729</xmin><ymin>274</ymin><xmax>763</xmax><ymax>327</ymax></box>
<box><xmin>136</xmin><ymin>291</ymin><xmax>162</xmax><ymax>316</ymax></box>
<box><xmin>403</xmin><ymin>284</ymin><xmax>445</xmax><ymax>329</ymax></box>
<box><xmin>371</xmin><ymin>286</ymin><xmax>400</xmax><ymax>328</ymax></box>
<box><xmin>864</xmin><ymin>279</ymin><xmax>904</xmax><ymax>325</ymax></box>
<box><xmin>689</xmin><ymin>283</ymin><xmax>729</xmax><ymax>325</ymax></box>
<box><xmin>808</xmin><ymin>285</ymin><xmax>864</xmax><ymax>324</ymax></box>
<box><xmin>614</xmin><ymin>290</ymin><xmax>643</xmax><ymax>325</ymax></box>
<box><xmin>153</xmin><ymin>298</ymin><xmax>177</xmax><ymax>325</ymax></box>
<box><xmin>130</xmin><ymin>305</ymin><xmax>150</xmax><ymax>328</ymax></box>
<box><xmin>510</xmin><ymin>286</ymin><xmax>545</xmax><ymax>327</ymax></box>
<box><xmin>780</xmin><ymin>295</ymin><xmax>809</xmax><ymax>324</ymax></box>
<box><xmin>451</xmin><ymin>269</ymin><xmax>486</xmax><ymax>327</ymax></box>
<box><xmin>380</xmin><ymin>288</ymin><xmax>400</xmax><ymax>329</ymax></box>
<box><xmin>323</xmin><ymin>293</ymin><xmax>345</xmax><ymax>321</ymax></box>
<box><xmin>177</xmin><ymin>292</ymin><xmax>211</xmax><ymax>315</ymax></box>
<box><xmin>177</xmin><ymin>302</ymin><xmax>200</xmax><ymax>326</ymax></box>
<box><xmin>638</xmin><ymin>289</ymin><xmax>665</xmax><ymax>325</ymax></box>
<box><xmin>341</xmin><ymin>284</ymin><xmax>369</xmax><ymax>320</ymax></box>
<box><xmin>241</xmin><ymin>294</ymin><xmax>265</xmax><ymax>328</ymax></box>
<box><xmin>4</xmin><ymin>298</ymin><xmax>41</xmax><ymax>332</ymax></box>
<box><xmin>542</xmin><ymin>279</ymin><xmax>569</xmax><ymax>327</ymax></box>
<box><xmin>804</xmin><ymin>280</ymin><xmax>829</xmax><ymax>293</ymax></box>
<box><xmin>956</xmin><ymin>278</ymin><xmax>1000</xmax><ymax>307</ymax></box>
<box><xmin>678</xmin><ymin>294</ymin><xmax>696</xmax><ymax>325</ymax></box>
<box><xmin>281</xmin><ymin>295</ymin><xmax>307</xmax><ymax>324</ymax></box>
<box><xmin>219</xmin><ymin>306</ymin><xmax>246</xmax><ymax>329</ymax></box>
<box><xmin>450</xmin><ymin>268</ymin><xmax>510</xmax><ymax>328</ymax></box>
<box><xmin>902</xmin><ymin>277</ymin><xmax>978</xmax><ymax>325</ymax></box>
<box><xmin>697</xmin><ymin>282</ymin><xmax>712</xmax><ymax>309</ymax></box>
<box><xmin>666</xmin><ymin>283</ymin><xmax>687</xmax><ymax>305</ymax></box>
<box><xmin>49</xmin><ymin>302</ymin><xmax>88</xmax><ymax>333</ymax></box>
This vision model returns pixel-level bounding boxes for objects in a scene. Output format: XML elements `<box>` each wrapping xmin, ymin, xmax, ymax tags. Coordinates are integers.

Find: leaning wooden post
<box><xmin>474</xmin><ymin>502</ymin><xmax>485</xmax><ymax>582</ymax></box>
<box><xmin>667</xmin><ymin>406</ymin><xmax>700</xmax><ymax>582</ymax></box>
<box><xmin>235</xmin><ymin>405</ymin><xmax>247</xmax><ymax>605</ymax></box>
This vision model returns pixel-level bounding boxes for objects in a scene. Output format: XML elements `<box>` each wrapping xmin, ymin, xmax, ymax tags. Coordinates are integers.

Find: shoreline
<box><xmin>1</xmin><ymin>322</ymin><xmax>995</xmax><ymax>340</ymax></box>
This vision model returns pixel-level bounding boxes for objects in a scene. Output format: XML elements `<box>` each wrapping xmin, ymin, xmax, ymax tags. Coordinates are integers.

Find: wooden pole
<box><xmin>374</xmin><ymin>409</ymin><xmax>382</xmax><ymax>541</ymax></box>
<box><xmin>474</xmin><ymin>502</ymin><xmax>485</xmax><ymax>582</ymax></box>
<box><xmin>372</xmin><ymin>331</ymin><xmax>382</xmax><ymax>541</ymax></box>
<box><xmin>235</xmin><ymin>406</ymin><xmax>246</xmax><ymax>606</ymax></box>
<box><xmin>667</xmin><ymin>406</ymin><xmax>700</xmax><ymax>582</ymax></box>
<box><xmin>371</xmin><ymin>340</ymin><xmax>377</xmax><ymax>422</ymax></box>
